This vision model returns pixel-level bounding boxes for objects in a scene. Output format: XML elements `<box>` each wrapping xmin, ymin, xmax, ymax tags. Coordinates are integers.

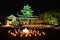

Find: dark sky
<box><xmin>0</xmin><ymin>0</ymin><xmax>60</xmax><ymax>17</ymax></box>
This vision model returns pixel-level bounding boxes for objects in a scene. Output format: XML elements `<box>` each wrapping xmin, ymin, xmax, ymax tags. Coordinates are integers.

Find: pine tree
<box><xmin>21</xmin><ymin>4</ymin><xmax>34</xmax><ymax>18</ymax></box>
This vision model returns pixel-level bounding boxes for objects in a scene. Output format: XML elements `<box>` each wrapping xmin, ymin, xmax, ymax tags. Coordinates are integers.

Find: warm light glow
<box><xmin>14</xmin><ymin>34</ymin><xmax>16</xmax><ymax>37</ymax></box>
<box><xmin>5</xmin><ymin>25</ymin><xmax>10</xmax><ymax>26</ymax></box>
<box><xmin>29</xmin><ymin>34</ymin><xmax>31</xmax><ymax>37</ymax></box>
<box><xmin>15</xmin><ymin>30</ymin><xmax>18</xmax><ymax>34</ymax></box>
<box><xmin>18</xmin><ymin>29</ymin><xmax>20</xmax><ymax>32</ymax></box>
<box><xmin>23</xmin><ymin>28</ymin><xmax>29</xmax><ymax>33</ymax></box>
<box><xmin>8</xmin><ymin>28</ymin><xmax>46</xmax><ymax>37</ymax></box>
<box><xmin>20</xmin><ymin>34</ymin><xmax>22</xmax><ymax>37</ymax></box>
<box><xmin>9</xmin><ymin>21</ymin><xmax>12</xmax><ymax>24</ymax></box>
<box><xmin>34</xmin><ymin>34</ymin><xmax>37</xmax><ymax>36</ymax></box>
<box><xmin>5</xmin><ymin>20</ymin><xmax>11</xmax><ymax>26</ymax></box>
<box><xmin>42</xmin><ymin>31</ymin><xmax>45</xmax><ymax>35</ymax></box>
<box><xmin>39</xmin><ymin>33</ymin><xmax>41</xmax><ymax>36</ymax></box>
<box><xmin>8</xmin><ymin>30</ymin><xmax>11</xmax><ymax>33</ymax></box>
<box><xmin>25</xmin><ymin>34</ymin><xmax>28</xmax><ymax>37</ymax></box>
<box><xmin>7</xmin><ymin>20</ymin><xmax>10</xmax><ymax>25</ymax></box>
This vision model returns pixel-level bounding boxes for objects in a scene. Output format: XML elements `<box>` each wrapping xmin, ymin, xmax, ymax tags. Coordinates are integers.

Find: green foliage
<box><xmin>21</xmin><ymin>4</ymin><xmax>34</xmax><ymax>18</ymax></box>
<box><xmin>39</xmin><ymin>11</ymin><xmax>58</xmax><ymax>26</ymax></box>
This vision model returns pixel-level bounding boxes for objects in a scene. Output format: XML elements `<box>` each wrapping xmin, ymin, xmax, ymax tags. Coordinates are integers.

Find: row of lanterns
<box><xmin>8</xmin><ymin>28</ymin><xmax>45</xmax><ymax>37</ymax></box>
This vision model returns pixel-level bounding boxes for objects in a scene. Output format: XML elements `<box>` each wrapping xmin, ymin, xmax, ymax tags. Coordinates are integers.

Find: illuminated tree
<box><xmin>17</xmin><ymin>4</ymin><xmax>34</xmax><ymax>18</ymax></box>
<box><xmin>39</xmin><ymin>11</ymin><xmax>58</xmax><ymax>26</ymax></box>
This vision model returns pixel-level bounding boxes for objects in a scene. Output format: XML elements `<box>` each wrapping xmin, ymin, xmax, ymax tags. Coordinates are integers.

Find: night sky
<box><xmin>0</xmin><ymin>0</ymin><xmax>60</xmax><ymax>17</ymax></box>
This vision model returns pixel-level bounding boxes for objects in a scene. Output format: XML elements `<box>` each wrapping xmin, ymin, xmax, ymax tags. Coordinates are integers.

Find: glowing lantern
<box><xmin>9</xmin><ymin>21</ymin><xmax>12</xmax><ymax>24</ymax></box>
<box><xmin>35</xmin><ymin>34</ymin><xmax>37</xmax><ymax>36</ymax></box>
<box><xmin>8</xmin><ymin>30</ymin><xmax>11</xmax><ymax>33</ymax></box>
<box><xmin>23</xmin><ymin>28</ymin><xmax>29</xmax><ymax>33</ymax></box>
<box><xmin>20</xmin><ymin>34</ymin><xmax>22</xmax><ymax>37</ymax></box>
<box><xmin>29</xmin><ymin>34</ymin><xmax>31</xmax><ymax>37</ymax></box>
<box><xmin>25</xmin><ymin>34</ymin><xmax>28</xmax><ymax>37</ymax></box>
<box><xmin>42</xmin><ymin>31</ymin><xmax>45</xmax><ymax>35</ymax></box>
<box><xmin>39</xmin><ymin>33</ymin><xmax>41</xmax><ymax>36</ymax></box>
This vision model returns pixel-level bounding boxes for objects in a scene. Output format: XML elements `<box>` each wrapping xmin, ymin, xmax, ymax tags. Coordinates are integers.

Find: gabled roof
<box><xmin>7</xmin><ymin>14</ymin><xmax>16</xmax><ymax>19</ymax></box>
